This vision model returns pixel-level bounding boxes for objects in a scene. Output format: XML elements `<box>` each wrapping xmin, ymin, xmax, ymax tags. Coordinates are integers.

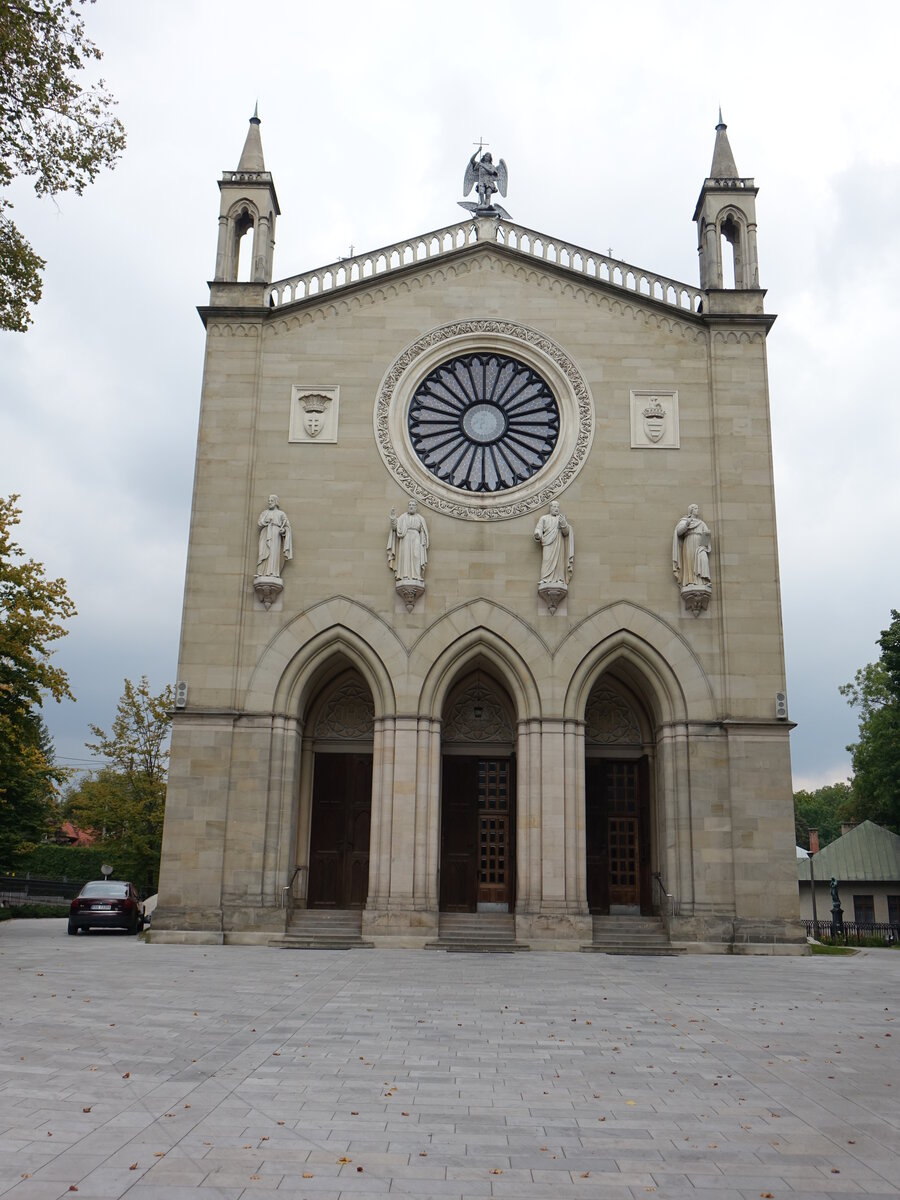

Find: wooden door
<box><xmin>585</xmin><ymin>759</ymin><xmax>608</xmax><ymax>912</ymax></box>
<box><xmin>607</xmin><ymin>814</ymin><xmax>639</xmax><ymax>907</ymax></box>
<box><xmin>440</xmin><ymin>757</ymin><xmax>514</xmax><ymax>911</ymax></box>
<box><xmin>476</xmin><ymin>758</ymin><xmax>512</xmax><ymax>908</ymax></box>
<box><xmin>440</xmin><ymin>757</ymin><xmax>478</xmax><ymax>911</ymax></box>
<box><xmin>586</xmin><ymin>758</ymin><xmax>650</xmax><ymax>914</ymax></box>
<box><xmin>307</xmin><ymin>753</ymin><xmax>372</xmax><ymax>909</ymax></box>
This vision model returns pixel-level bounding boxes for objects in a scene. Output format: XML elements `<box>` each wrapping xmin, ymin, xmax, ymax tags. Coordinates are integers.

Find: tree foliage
<box><xmin>0</xmin><ymin>0</ymin><xmax>126</xmax><ymax>330</ymax></box>
<box><xmin>65</xmin><ymin>676</ymin><xmax>172</xmax><ymax>893</ymax></box>
<box><xmin>0</xmin><ymin>494</ymin><xmax>74</xmax><ymax>869</ymax></box>
<box><xmin>793</xmin><ymin>781</ymin><xmax>852</xmax><ymax>850</ymax></box>
<box><xmin>841</xmin><ymin>610</ymin><xmax>900</xmax><ymax>834</ymax></box>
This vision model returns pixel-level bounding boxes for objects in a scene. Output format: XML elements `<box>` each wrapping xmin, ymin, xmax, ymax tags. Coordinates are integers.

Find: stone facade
<box><xmin>153</xmin><ymin>115</ymin><xmax>804</xmax><ymax>952</ymax></box>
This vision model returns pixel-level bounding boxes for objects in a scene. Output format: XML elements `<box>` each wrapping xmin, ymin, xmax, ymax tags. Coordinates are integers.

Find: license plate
<box><xmin>91</xmin><ymin>904</ymin><xmax>113</xmax><ymax>910</ymax></box>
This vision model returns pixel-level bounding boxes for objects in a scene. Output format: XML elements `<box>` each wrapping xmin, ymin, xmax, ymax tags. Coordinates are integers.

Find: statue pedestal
<box><xmin>831</xmin><ymin>905</ymin><xmax>844</xmax><ymax>938</ymax></box>
<box><xmin>680</xmin><ymin>584</ymin><xmax>711</xmax><ymax>616</ymax></box>
<box><xmin>253</xmin><ymin>574</ymin><xmax>283</xmax><ymax>610</ymax></box>
<box><xmin>395</xmin><ymin>579</ymin><xmax>424</xmax><ymax>613</ymax></box>
<box><xmin>538</xmin><ymin>582</ymin><xmax>567</xmax><ymax>615</ymax></box>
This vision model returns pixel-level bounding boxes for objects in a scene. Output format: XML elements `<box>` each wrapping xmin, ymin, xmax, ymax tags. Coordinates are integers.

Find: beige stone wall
<box><xmin>154</xmin><ymin>244</ymin><xmax>802</xmax><ymax>949</ymax></box>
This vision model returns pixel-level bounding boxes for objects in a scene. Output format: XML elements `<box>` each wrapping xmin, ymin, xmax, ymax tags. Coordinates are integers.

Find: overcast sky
<box><xmin>2</xmin><ymin>0</ymin><xmax>898</xmax><ymax>789</ymax></box>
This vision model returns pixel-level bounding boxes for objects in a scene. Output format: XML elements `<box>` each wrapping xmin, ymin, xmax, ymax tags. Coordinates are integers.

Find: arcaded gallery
<box><xmin>153</xmin><ymin>112</ymin><xmax>805</xmax><ymax>952</ymax></box>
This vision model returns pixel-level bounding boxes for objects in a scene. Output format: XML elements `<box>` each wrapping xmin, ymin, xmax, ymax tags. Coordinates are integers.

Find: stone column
<box><xmin>415</xmin><ymin>717</ymin><xmax>441</xmax><ymax>912</ymax></box>
<box><xmin>540</xmin><ymin>719</ymin><xmax>567</xmax><ymax>913</ymax></box>
<box><xmin>366</xmin><ymin>716</ymin><xmax>395</xmax><ymax>913</ymax></box>
<box><xmin>515</xmin><ymin>720</ymin><xmax>540</xmax><ymax>914</ymax></box>
<box><xmin>252</xmin><ymin>214</ymin><xmax>270</xmax><ymax>282</ymax></box>
<box><xmin>387</xmin><ymin>716</ymin><xmax>419</xmax><ymax>911</ymax></box>
<box><xmin>214</xmin><ymin>215</ymin><xmax>229</xmax><ymax>280</ymax></box>
<box><xmin>296</xmin><ymin>735</ymin><xmax>315</xmax><ymax>905</ymax></box>
<box><xmin>565</xmin><ymin>719</ymin><xmax>588</xmax><ymax>914</ymax></box>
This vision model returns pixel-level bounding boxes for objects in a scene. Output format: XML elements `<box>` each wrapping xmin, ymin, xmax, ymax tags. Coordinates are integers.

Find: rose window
<box><xmin>407</xmin><ymin>352</ymin><xmax>560</xmax><ymax>492</ymax></box>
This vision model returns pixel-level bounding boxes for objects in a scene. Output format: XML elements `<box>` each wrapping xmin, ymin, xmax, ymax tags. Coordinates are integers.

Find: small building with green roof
<box><xmin>798</xmin><ymin>821</ymin><xmax>900</xmax><ymax>926</ymax></box>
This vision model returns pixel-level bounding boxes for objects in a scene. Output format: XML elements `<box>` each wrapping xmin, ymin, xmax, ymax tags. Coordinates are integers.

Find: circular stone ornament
<box><xmin>408</xmin><ymin>353</ymin><xmax>559</xmax><ymax>493</ymax></box>
<box><xmin>375</xmin><ymin>320</ymin><xmax>594</xmax><ymax>521</ymax></box>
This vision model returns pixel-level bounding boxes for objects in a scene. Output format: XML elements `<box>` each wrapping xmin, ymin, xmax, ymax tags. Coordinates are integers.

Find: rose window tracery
<box><xmin>407</xmin><ymin>352</ymin><xmax>559</xmax><ymax>493</ymax></box>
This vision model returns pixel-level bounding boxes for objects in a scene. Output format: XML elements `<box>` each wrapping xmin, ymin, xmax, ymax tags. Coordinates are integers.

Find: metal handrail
<box><xmin>652</xmin><ymin>871</ymin><xmax>675</xmax><ymax>923</ymax></box>
<box><xmin>280</xmin><ymin>864</ymin><xmax>304</xmax><ymax>909</ymax></box>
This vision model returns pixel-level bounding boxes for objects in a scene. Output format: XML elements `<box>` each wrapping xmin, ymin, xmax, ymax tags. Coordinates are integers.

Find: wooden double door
<box><xmin>440</xmin><ymin>757</ymin><xmax>515</xmax><ymax>912</ymax></box>
<box><xmin>307</xmin><ymin>753</ymin><xmax>372</xmax><ymax>909</ymax></box>
<box><xmin>586</xmin><ymin>758</ymin><xmax>651</xmax><ymax>914</ymax></box>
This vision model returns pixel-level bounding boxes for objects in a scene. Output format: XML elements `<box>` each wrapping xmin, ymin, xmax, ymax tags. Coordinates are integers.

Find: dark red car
<box><xmin>68</xmin><ymin>881</ymin><xmax>145</xmax><ymax>935</ymax></box>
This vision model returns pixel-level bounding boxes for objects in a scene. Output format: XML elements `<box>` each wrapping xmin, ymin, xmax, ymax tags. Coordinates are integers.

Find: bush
<box><xmin>11</xmin><ymin>843</ymin><xmax>110</xmax><ymax>882</ymax></box>
<box><xmin>0</xmin><ymin>903</ymin><xmax>69</xmax><ymax>920</ymax></box>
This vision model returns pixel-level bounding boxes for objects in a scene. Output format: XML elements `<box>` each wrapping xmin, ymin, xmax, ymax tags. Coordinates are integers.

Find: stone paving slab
<box><xmin>0</xmin><ymin>921</ymin><xmax>898</xmax><ymax>1199</ymax></box>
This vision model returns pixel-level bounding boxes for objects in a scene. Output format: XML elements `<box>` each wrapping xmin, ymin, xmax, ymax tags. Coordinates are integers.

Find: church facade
<box><xmin>152</xmin><ymin>113</ymin><xmax>804</xmax><ymax>952</ymax></box>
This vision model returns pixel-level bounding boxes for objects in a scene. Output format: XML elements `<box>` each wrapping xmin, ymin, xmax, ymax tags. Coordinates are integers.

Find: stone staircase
<box><xmin>275</xmin><ymin>908</ymin><xmax>373</xmax><ymax>950</ymax></box>
<box><xmin>426</xmin><ymin>912</ymin><xmax>527</xmax><ymax>953</ymax></box>
<box><xmin>582</xmin><ymin>914</ymin><xmax>681</xmax><ymax>955</ymax></box>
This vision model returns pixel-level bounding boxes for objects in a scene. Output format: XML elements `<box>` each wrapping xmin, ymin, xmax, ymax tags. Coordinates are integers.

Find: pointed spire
<box><xmin>709</xmin><ymin>109</ymin><xmax>738</xmax><ymax>179</ymax></box>
<box><xmin>237</xmin><ymin>107</ymin><xmax>265</xmax><ymax>173</ymax></box>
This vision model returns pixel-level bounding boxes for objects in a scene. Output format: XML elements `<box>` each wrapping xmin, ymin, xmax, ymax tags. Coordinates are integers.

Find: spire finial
<box><xmin>717</xmin><ymin>105</ymin><xmax>724</xmax><ymax>128</ymax></box>
<box><xmin>251</xmin><ymin>100</ymin><xmax>260</xmax><ymax>124</ymax></box>
<box><xmin>237</xmin><ymin>107</ymin><xmax>266</xmax><ymax>171</ymax></box>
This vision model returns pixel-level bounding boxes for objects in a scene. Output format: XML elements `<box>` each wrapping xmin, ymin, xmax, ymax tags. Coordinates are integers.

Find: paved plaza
<box><xmin>1</xmin><ymin>922</ymin><xmax>898</xmax><ymax>1199</ymax></box>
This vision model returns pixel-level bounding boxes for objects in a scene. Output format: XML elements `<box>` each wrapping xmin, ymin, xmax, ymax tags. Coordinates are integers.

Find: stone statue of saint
<box><xmin>387</xmin><ymin>500</ymin><xmax>429</xmax><ymax>584</ymax></box>
<box><xmin>534</xmin><ymin>501</ymin><xmax>574</xmax><ymax>587</ymax></box>
<box><xmin>256</xmin><ymin>494</ymin><xmax>292</xmax><ymax>579</ymax></box>
<box><xmin>673</xmin><ymin>504</ymin><xmax>712</xmax><ymax>590</ymax></box>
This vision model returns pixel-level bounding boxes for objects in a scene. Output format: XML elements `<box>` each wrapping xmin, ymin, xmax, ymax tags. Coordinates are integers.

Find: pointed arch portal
<box><xmin>305</xmin><ymin>670</ymin><xmax>374</xmax><ymax>909</ymax></box>
<box><xmin>584</xmin><ymin>676</ymin><xmax>653</xmax><ymax>915</ymax></box>
<box><xmin>439</xmin><ymin>669</ymin><xmax>517</xmax><ymax>913</ymax></box>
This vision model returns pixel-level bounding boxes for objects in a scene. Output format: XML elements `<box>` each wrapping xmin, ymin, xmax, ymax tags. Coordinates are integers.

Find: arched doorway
<box><xmin>584</xmin><ymin>678</ymin><xmax>654</xmax><ymax>914</ymax></box>
<box><xmin>305</xmin><ymin>670</ymin><xmax>374</xmax><ymax>909</ymax></box>
<box><xmin>440</xmin><ymin>670</ymin><xmax>516</xmax><ymax>913</ymax></box>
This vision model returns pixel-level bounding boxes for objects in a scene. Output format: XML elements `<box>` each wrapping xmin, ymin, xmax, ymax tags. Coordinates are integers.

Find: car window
<box><xmin>79</xmin><ymin>882</ymin><xmax>129</xmax><ymax>898</ymax></box>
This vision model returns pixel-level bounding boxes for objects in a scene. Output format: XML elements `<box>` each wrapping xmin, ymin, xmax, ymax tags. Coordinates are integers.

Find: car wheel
<box><xmin>136</xmin><ymin>915</ymin><xmax>145</xmax><ymax>933</ymax></box>
<box><xmin>67</xmin><ymin>921</ymin><xmax>79</xmax><ymax>936</ymax></box>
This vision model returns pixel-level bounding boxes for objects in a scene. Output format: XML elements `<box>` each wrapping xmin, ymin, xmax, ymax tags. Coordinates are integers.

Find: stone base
<box><xmin>151</xmin><ymin>905</ymin><xmax>224</xmax><ymax>933</ymax></box>
<box><xmin>515</xmin><ymin>911</ymin><xmax>592</xmax><ymax>949</ymax></box>
<box><xmin>680</xmin><ymin>583</ymin><xmax>711</xmax><ymax>616</ymax></box>
<box><xmin>363</xmin><ymin>906</ymin><xmax>437</xmax><ymax>947</ymax></box>
<box><xmin>537</xmin><ymin>583</ymin><xmax>568</xmax><ymax>615</ymax></box>
<box><xmin>148</xmin><ymin>929</ymin><xmax>224</xmax><ymax>945</ymax></box>
<box><xmin>252</xmin><ymin>574</ymin><xmax>283</xmax><ymax>610</ymax></box>
<box><xmin>668</xmin><ymin>913</ymin><xmax>809</xmax><ymax>954</ymax></box>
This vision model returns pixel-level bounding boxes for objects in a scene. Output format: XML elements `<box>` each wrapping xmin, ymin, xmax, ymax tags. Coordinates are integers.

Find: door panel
<box><xmin>308</xmin><ymin>753</ymin><xmax>372</xmax><ymax>909</ymax></box>
<box><xmin>585</xmin><ymin>758</ymin><xmax>650</xmax><ymax>914</ymax></box>
<box><xmin>440</xmin><ymin>757</ymin><xmax>514</xmax><ymax>911</ymax></box>
<box><xmin>476</xmin><ymin>758</ymin><xmax>511</xmax><ymax>908</ymax></box>
<box><xmin>440</xmin><ymin>758</ymin><xmax>478</xmax><ymax>911</ymax></box>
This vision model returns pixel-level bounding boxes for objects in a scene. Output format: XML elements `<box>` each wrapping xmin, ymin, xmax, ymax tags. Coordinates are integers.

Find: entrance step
<box><xmin>274</xmin><ymin>908</ymin><xmax>373</xmax><ymax>950</ymax></box>
<box><xmin>582</xmin><ymin>914</ymin><xmax>682</xmax><ymax>956</ymax></box>
<box><xmin>426</xmin><ymin>912</ymin><xmax>527</xmax><ymax>953</ymax></box>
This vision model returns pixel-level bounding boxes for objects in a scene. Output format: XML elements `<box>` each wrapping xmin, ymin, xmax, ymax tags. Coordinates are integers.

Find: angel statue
<box><xmin>459</xmin><ymin>148</ymin><xmax>511</xmax><ymax>219</ymax></box>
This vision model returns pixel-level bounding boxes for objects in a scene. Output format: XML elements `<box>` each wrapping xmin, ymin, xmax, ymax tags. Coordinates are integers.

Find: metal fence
<box><xmin>806</xmin><ymin>920</ymin><xmax>899</xmax><ymax>944</ymax></box>
<box><xmin>0</xmin><ymin>876</ymin><xmax>82</xmax><ymax>905</ymax></box>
